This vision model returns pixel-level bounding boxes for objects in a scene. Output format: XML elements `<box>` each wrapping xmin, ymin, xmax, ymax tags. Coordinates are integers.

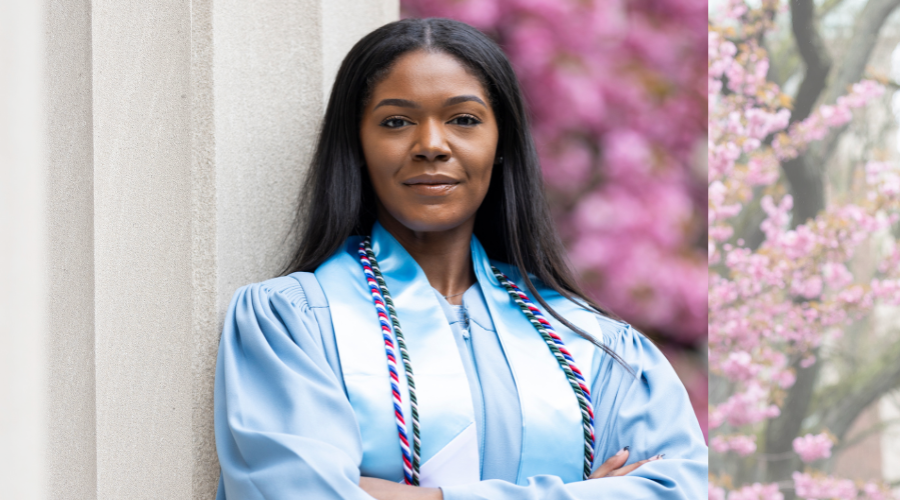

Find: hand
<box><xmin>359</xmin><ymin>477</ymin><xmax>443</xmax><ymax>500</ymax></box>
<box><xmin>589</xmin><ymin>447</ymin><xmax>664</xmax><ymax>478</ymax></box>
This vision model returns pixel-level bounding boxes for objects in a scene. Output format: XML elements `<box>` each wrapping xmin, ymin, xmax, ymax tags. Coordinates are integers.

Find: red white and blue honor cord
<box><xmin>359</xmin><ymin>237</ymin><xmax>595</xmax><ymax>481</ymax></box>
<box><xmin>359</xmin><ymin>240</ymin><xmax>421</xmax><ymax>485</ymax></box>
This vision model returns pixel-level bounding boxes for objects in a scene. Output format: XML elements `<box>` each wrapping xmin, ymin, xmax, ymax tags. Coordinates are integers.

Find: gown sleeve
<box><xmin>440</xmin><ymin>320</ymin><xmax>708</xmax><ymax>500</ymax></box>
<box><xmin>214</xmin><ymin>276</ymin><xmax>374</xmax><ymax>500</ymax></box>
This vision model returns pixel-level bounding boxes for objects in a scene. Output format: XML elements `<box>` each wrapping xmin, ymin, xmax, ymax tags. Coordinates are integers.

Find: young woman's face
<box><xmin>360</xmin><ymin>49</ymin><xmax>499</xmax><ymax>233</ymax></box>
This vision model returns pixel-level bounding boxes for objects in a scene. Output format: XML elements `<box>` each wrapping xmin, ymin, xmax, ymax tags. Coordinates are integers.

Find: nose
<box><xmin>412</xmin><ymin>118</ymin><xmax>451</xmax><ymax>162</ymax></box>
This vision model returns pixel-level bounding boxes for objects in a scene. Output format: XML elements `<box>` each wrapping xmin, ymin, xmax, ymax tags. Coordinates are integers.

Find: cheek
<box><xmin>469</xmin><ymin>161</ymin><xmax>493</xmax><ymax>198</ymax></box>
<box><xmin>459</xmin><ymin>139</ymin><xmax>497</xmax><ymax>194</ymax></box>
<box><xmin>361</xmin><ymin>131</ymin><xmax>404</xmax><ymax>190</ymax></box>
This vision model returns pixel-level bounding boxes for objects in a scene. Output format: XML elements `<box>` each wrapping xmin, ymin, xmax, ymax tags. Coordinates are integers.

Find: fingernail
<box><xmin>650</xmin><ymin>453</ymin><xmax>665</xmax><ymax>460</ymax></box>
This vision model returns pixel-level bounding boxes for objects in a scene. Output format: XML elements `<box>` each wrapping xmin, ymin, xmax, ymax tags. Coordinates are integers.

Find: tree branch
<box><xmin>807</xmin><ymin>0</ymin><xmax>900</xmax><ymax>167</ymax></box>
<box><xmin>764</xmin><ymin>5</ymin><xmax>834</xmax><ymax>480</ymax></box>
<box><xmin>764</xmin><ymin>349</ymin><xmax>822</xmax><ymax>491</ymax></box>
<box><xmin>826</xmin><ymin>0</ymin><xmax>900</xmax><ymax>105</ymax></box>
<box><xmin>756</xmin><ymin>2</ymin><xmax>900</xmax><ymax>495</ymax></box>
<box><xmin>817</xmin><ymin>0</ymin><xmax>850</xmax><ymax>19</ymax></box>
<box><xmin>789</xmin><ymin>0</ymin><xmax>833</xmax><ymax>125</ymax></box>
<box><xmin>832</xmin><ymin>416</ymin><xmax>900</xmax><ymax>452</ymax></box>
<box><xmin>781</xmin><ymin>0</ymin><xmax>833</xmax><ymax>227</ymax></box>
<box><xmin>821</xmin><ymin>350</ymin><xmax>900</xmax><ymax>442</ymax></box>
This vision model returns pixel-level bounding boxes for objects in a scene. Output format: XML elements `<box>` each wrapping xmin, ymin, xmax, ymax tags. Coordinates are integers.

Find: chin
<box><xmin>393</xmin><ymin>208</ymin><xmax>474</xmax><ymax>234</ymax></box>
<box><xmin>397</xmin><ymin>217</ymin><xmax>467</xmax><ymax>233</ymax></box>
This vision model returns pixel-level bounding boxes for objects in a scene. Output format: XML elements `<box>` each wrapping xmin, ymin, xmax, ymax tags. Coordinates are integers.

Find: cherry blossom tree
<box><xmin>709</xmin><ymin>0</ymin><xmax>900</xmax><ymax>497</ymax></box>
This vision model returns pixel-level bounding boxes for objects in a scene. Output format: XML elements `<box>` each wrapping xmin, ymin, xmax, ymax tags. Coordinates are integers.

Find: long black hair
<box><xmin>283</xmin><ymin>18</ymin><xmax>628</xmax><ymax>365</ymax></box>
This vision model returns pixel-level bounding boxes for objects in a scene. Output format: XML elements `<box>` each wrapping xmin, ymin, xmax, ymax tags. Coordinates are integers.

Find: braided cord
<box><xmin>490</xmin><ymin>265</ymin><xmax>596</xmax><ymax>479</ymax></box>
<box><xmin>360</xmin><ymin>239</ymin><xmax>421</xmax><ymax>485</ymax></box>
<box><xmin>357</xmin><ymin>236</ymin><xmax>594</xmax><ymax>482</ymax></box>
<box><xmin>358</xmin><ymin>240</ymin><xmax>418</xmax><ymax>485</ymax></box>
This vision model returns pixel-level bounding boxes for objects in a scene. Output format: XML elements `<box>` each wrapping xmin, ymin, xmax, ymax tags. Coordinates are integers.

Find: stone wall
<box><xmin>0</xmin><ymin>0</ymin><xmax>398</xmax><ymax>497</ymax></box>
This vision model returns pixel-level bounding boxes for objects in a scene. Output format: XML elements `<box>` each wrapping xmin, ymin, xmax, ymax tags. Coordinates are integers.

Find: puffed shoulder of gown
<box><xmin>214</xmin><ymin>272</ymin><xmax>709</xmax><ymax>500</ymax></box>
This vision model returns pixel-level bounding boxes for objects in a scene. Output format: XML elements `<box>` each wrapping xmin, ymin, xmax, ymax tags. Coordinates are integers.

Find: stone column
<box><xmin>90</xmin><ymin>1</ymin><xmax>194</xmax><ymax>497</ymax></box>
<box><xmin>46</xmin><ymin>0</ymin><xmax>96</xmax><ymax>497</ymax></box>
<box><xmin>6</xmin><ymin>0</ymin><xmax>399</xmax><ymax>498</ymax></box>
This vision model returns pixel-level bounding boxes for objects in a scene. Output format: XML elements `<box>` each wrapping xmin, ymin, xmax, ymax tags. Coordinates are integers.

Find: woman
<box><xmin>215</xmin><ymin>18</ymin><xmax>707</xmax><ymax>500</ymax></box>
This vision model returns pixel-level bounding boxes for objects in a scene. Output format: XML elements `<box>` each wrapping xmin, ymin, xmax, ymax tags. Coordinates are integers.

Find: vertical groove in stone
<box><xmin>46</xmin><ymin>0</ymin><xmax>98</xmax><ymax>496</ymax></box>
<box><xmin>191</xmin><ymin>0</ymin><xmax>219</xmax><ymax>497</ymax></box>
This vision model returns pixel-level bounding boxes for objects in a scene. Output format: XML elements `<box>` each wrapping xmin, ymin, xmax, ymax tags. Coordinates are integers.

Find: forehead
<box><xmin>370</xmin><ymin>50</ymin><xmax>488</xmax><ymax>104</ymax></box>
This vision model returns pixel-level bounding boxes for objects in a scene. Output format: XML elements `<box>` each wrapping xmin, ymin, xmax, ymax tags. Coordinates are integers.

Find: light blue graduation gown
<box><xmin>214</xmin><ymin>229</ymin><xmax>708</xmax><ymax>499</ymax></box>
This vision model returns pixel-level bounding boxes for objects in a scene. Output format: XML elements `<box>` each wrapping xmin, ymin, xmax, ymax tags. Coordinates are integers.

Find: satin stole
<box><xmin>315</xmin><ymin>222</ymin><xmax>602</xmax><ymax>487</ymax></box>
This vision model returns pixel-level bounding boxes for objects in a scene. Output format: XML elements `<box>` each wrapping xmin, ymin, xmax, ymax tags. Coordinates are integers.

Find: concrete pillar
<box><xmin>323</xmin><ymin>0</ymin><xmax>402</xmax><ymax>103</ymax></box>
<box><xmin>6</xmin><ymin>0</ymin><xmax>398</xmax><ymax>498</ymax></box>
<box><xmin>91</xmin><ymin>1</ymin><xmax>194</xmax><ymax>497</ymax></box>
<box><xmin>46</xmin><ymin>0</ymin><xmax>96</xmax><ymax>497</ymax></box>
<box><xmin>0</xmin><ymin>0</ymin><xmax>48</xmax><ymax>498</ymax></box>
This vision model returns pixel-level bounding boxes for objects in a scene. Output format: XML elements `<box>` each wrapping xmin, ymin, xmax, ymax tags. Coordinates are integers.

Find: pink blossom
<box><xmin>790</xmin><ymin>274</ymin><xmax>823</xmax><ymax>299</ymax></box>
<box><xmin>861</xmin><ymin>482</ymin><xmax>898</xmax><ymax>500</ymax></box>
<box><xmin>772</xmin><ymin>369</ymin><xmax>796</xmax><ymax>389</ymax></box>
<box><xmin>746</xmin><ymin>154</ymin><xmax>780</xmax><ymax>185</ymax></box>
<box><xmin>405</xmin><ymin>0</ymin><xmax>501</xmax><ymax>28</ymax></box>
<box><xmin>760</xmin><ymin>195</ymin><xmax>792</xmax><ymax>241</ymax></box>
<box><xmin>872</xmin><ymin>279</ymin><xmax>900</xmax><ymax>304</ymax></box>
<box><xmin>713</xmin><ymin>382</ymin><xmax>780</xmax><ymax>427</ymax></box>
<box><xmin>711</xmin><ymin>434</ymin><xmax>757</xmax><ymax>456</ymax></box>
<box><xmin>706</xmin><ymin>1</ymin><xmax>899</xmax><ymax>496</ymax></box>
<box><xmin>603</xmin><ymin>129</ymin><xmax>652</xmax><ymax>181</ymax></box>
<box><xmin>792</xmin><ymin>433</ymin><xmax>833</xmax><ymax>462</ymax></box>
<box><xmin>710</xmin><ymin>484</ymin><xmax>727</xmax><ymax>500</ymax></box>
<box><xmin>821</xmin><ymin>262</ymin><xmax>854</xmax><ymax>290</ymax></box>
<box><xmin>792</xmin><ymin>472</ymin><xmax>857</xmax><ymax>500</ymax></box>
<box><xmin>745</xmin><ymin>108</ymin><xmax>790</xmax><ymax>139</ymax></box>
<box><xmin>799</xmin><ymin>355</ymin><xmax>817</xmax><ymax>369</ymax></box>
<box><xmin>837</xmin><ymin>285</ymin><xmax>866</xmax><ymax>305</ymax></box>
<box><xmin>728</xmin><ymin>483</ymin><xmax>784</xmax><ymax>500</ymax></box>
<box><xmin>866</xmin><ymin>161</ymin><xmax>900</xmax><ymax>197</ymax></box>
<box><xmin>541</xmin><ymin>138</ymin><xmax>592</xmax><ymax>191</ymax></box>
<box><xmin>721</xmin><ymin>351</ymin><xmax>760</xmax><ymax>381</ymax></box>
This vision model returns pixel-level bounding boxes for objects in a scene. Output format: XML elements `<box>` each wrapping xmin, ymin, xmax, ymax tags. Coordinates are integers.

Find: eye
<box><xmin>380</xmin><ymin>117</ymin><xmax>412</xmax><ymax>129</ymax></box>
<box><xmin>450</xmin><ymin>114</ymin><xmax>482</xmax><ymax>127</ymax></box>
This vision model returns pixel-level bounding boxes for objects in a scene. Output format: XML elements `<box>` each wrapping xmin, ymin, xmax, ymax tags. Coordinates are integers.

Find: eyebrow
<box><xmin>373</xmin><ymin>95</ymin><xmax>487</xmax><ymax>110</ymax></box>
<box><xmin>443</xmin><ymin>95</ymin><xmax>486</xmax><ymax>107</ymax></box>
<box><xmin>374</xmin><ymin>98</ymin><xmax>420</xmax><ymax>110</ymax></box>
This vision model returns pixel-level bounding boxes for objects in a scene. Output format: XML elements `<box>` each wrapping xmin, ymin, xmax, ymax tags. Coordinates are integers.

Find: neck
<box><xmin>377</xmin><ymin>210</ymin><xmax>476</xmax><ymax>306</ymax></box>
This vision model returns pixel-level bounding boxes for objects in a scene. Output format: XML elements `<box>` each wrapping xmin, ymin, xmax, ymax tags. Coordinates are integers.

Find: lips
<box><xmin>403</xmin><ymin>173</ymin><xmax>461</xmax><ymax>185</ymax></box>
<box><xmin>402</xmin><ymin>173</ymin><xmax>461</xmax><ymax>196</ymax></box>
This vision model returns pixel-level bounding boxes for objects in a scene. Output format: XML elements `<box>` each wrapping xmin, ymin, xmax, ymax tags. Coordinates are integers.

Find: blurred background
<box><xmin>710</xmin><ymin>0</ymin><xmax>900</xmax><ymax>497</ymax></box>
<box><xmin>402</xmin><ymin>0</ymin><xmax>711</xmax><ymax>438</ymax></box>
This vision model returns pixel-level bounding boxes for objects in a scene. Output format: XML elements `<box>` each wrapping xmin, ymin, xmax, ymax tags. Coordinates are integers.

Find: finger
<box><xmin>589</xmin><ymin>447</ymin><xmax>630</xmax><ymax>479</ymax></box>
<box><xmin>607</xmin><ymin>454</ymin><xmax>664</xmax><ymax>477</ymax></box>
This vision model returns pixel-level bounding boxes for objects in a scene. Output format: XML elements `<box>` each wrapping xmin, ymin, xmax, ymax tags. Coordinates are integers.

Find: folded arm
<box><xmin>438</xmin><ymin>322</ymin><xmax>708</xmax><ymax>500</ymax></box>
